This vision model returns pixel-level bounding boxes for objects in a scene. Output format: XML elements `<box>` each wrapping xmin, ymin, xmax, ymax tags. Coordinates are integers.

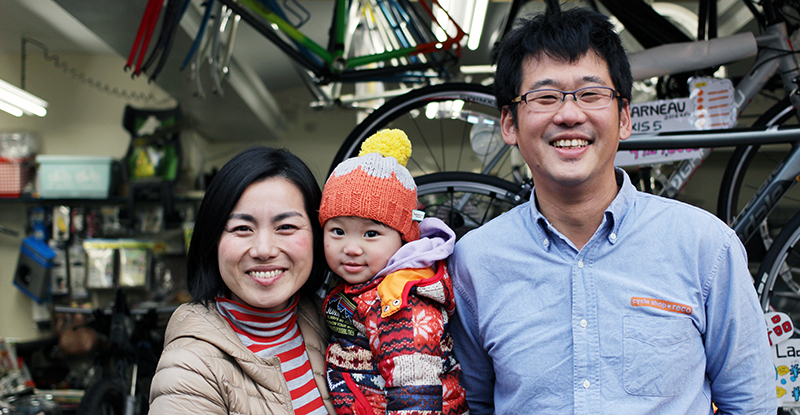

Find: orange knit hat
<box><xmin>319</xmin><ymin>129</ymin><xmax>420</xmax><ymax>242</ymax></box>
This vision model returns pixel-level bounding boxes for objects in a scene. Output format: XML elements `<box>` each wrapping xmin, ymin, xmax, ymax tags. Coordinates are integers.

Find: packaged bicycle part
<box><xmin>50</xmin><ymin>242</ymin><xmax>69</xmax><ymax>297</ymax></box>
<box><xmin>52</xmin><ymin>205</ymin><xmax>70</xmax><ymax>242</ymax></box>
<box><xmin>119</xmin><ymin>247</ymin><xmax>149</xmax><ymax>287</ymax></box>
<box><xmin>13</xmin><ymin>236</ymin><xmax>57</xmax><ymax>304</ymax></box>
<box><xmin>68</xmin><ymin>243</ymin><xmax>88</xmax><ymax>300</ymax></box>
<box><xmin>84</xmin><ymin>243</ymin><xmax>116</xmax><ymax>289</ymax></box>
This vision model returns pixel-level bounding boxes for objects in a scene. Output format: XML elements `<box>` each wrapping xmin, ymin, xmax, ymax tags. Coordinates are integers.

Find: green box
<box><xmin>36</xmin><ymin>155</ymin><xmax>114</xmax><ymax>199</ymax></box>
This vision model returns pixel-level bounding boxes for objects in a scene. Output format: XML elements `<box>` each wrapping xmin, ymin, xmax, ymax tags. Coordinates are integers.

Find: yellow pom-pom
<box><xmin>358</xmin><ymin>129</ymin><xmax>412</xmax><ymax>167</ymax></box>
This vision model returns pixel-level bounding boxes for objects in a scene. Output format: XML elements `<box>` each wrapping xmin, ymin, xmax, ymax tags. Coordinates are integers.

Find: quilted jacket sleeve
<box><xmin>148</xmin><ymin>336</ymin><xmax>228</xmax><ymax>415</ymax></box>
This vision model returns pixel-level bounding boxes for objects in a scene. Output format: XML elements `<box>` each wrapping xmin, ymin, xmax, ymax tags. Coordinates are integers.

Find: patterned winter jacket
<box><xmin>323</xmin><ymin>218</ymin><xmax>469</xmax><ymax>415</ymax></box>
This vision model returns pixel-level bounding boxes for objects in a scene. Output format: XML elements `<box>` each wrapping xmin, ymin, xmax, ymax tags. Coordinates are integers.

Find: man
<box><xmin>448</xmin><ymin>7</ymin><xmax>775</xmax><ymax>414</ymax></box>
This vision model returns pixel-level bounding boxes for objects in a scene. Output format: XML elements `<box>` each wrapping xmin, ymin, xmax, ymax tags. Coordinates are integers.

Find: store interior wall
<box><xmin>0</xmin><ymin>31</ymin><xmax>794</xmax><ymax>342</ymax></box>
<box><xmin>0</xmin><ymin>51</ymin><xmax>358</xmax><ymax>341</ymax></box>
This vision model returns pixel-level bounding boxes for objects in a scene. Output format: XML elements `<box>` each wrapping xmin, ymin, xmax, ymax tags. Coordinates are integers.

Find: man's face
<box><xmin>500</xmin><ymin>50</ymin><xmax>632</xmax><ymax>191</ymax></box>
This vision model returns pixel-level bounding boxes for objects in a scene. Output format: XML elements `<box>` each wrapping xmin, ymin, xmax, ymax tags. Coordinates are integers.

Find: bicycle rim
<box><xmin>717</xmin><ymin>96</ymin><xmax>799</xmax><ymax>265</ymax></box>
<box><xmin>756</xmin><ymin>209</ymin><xmax>800</xmax><ymax>323</ymax></box>
<box><xmin>330</xmin><ymin>83</ymin><xmax>530</xmax><ymax>183</ymax></box>
<box><xmin>415</xmin><ymin>172</ymin><xmax>528</xmax><ymax>239</ymax></box>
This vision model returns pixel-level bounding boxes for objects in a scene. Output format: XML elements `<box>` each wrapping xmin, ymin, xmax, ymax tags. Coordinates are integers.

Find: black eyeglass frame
<box><xmin>510</xmin><ymin>86</ymin><xmax>622</xmax><ymax>112</ymax></box>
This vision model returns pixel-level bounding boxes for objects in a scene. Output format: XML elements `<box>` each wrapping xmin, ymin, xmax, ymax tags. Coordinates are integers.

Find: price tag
<box><xmin>767</xmin><ymin>311</ymin><xmax>795</xmax><ymax>346</ymax></box>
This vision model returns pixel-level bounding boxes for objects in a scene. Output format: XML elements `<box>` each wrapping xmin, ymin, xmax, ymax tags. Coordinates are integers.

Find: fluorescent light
<box><xmin>0</xmin><ymin>78</ymin><xmax>48</xmax><ymax>117</ymax></box>
<box><xmin>433</xmin><ymin>0</ymin><xmax>451</xmax><ymax>42</ymax></box>
<box><xmin>426</xmin><ymin>102</ymin><xmax>439</xmax><ymax>119</ymax></box>
<box><xmin>0</xmin><ymin>100</ymin><xmax>23</xmax><ymax>117</ymax></box>
<box><xmin>468</xmin><ymin>0</ymin><xmax>489</xmax><ymax>50</ymax></box>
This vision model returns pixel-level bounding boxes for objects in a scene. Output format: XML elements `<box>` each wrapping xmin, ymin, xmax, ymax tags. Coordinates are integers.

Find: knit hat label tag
<box><xmin>412</xmin><ymin>210</ymin><xmax>425</xmax><ymax>222</ymax></box>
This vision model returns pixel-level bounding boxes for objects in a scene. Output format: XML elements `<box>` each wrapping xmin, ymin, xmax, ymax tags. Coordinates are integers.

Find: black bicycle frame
<box><xmin>619</xmin><ymin>125</ymin><xmax>800</xmax><ymax>243</ymax></box>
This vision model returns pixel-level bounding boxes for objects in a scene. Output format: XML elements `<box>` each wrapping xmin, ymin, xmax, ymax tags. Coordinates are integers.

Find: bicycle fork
<box><xmin>125</xmin><ymin>362</ymin><xmax>138</xmax><ymax>415</ymax></box>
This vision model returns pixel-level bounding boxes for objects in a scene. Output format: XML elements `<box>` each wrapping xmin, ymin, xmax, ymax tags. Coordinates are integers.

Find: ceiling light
<box><xmin>0</xmin><ymin>100</ymin><xmax>23</xmax><ymax>117</ymax></box>
<box><xmin>0</xmin><ymin>78</ymin><xmax>48</xmax><ymax>117</ymax></box>
<box><xmin>468</xmin><ymin>0</ymin><xmax>489</xmax><ymax>50</ymax></box>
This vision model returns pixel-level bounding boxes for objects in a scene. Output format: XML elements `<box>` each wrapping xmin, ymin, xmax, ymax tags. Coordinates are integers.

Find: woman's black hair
<box><xmin>186</xmin><ymin>146</ymin><xmax>326</xmax><ymax>305</ymax></box>
<box><xmin>494</xmin><ymin>7</ymin><xmax>633</xmax><ymax>125</ymax></box>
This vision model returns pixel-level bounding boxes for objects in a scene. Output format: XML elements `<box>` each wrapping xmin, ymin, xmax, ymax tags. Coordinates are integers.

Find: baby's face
<box><xmin>323</xmin><ymin>216</ymin><xmax>403</xmax><ymax>285</ymax></box>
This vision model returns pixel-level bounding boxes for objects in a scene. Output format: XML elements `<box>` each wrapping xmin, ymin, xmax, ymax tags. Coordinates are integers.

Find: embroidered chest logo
<box><xmin>325</xmin><ymin>292</ymin><xmax>359</xmax><ymax>337</ymax></box>
<box><xmin>631</xmin><ymin>297</ymin><xmax>693</xmax><ymax>315</ymax></box>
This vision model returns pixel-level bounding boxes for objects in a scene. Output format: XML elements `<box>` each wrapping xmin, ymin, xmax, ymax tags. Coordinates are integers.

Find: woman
<box><xmin>149</xmin><ymin>147</ymin><xmax>334</xmax><ymax>414</ymax></box>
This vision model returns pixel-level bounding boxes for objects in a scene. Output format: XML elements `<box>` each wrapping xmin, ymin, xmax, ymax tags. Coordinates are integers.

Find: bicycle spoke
<box><xmin>415</xmin><ymin>172</ymin><xmax>527</xmax><ymax>240</ymax></box>
<box><xmin>331</xmin><ymin>84</ymin><xmax>530</xmax><ymax>184</ymax></box>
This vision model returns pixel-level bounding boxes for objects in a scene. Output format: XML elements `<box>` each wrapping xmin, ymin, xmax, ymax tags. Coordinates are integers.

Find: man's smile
<box><xmin>551</xmin><ymin>138</ymin><xmax>590</xmax><ymax>149</ymax></box>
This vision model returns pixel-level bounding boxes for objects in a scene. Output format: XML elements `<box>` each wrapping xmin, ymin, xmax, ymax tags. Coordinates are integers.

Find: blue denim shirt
<box><xmin>449</xmin><ymin>169</ymin><xmax>775</xmax><ymax>415</ymax></box>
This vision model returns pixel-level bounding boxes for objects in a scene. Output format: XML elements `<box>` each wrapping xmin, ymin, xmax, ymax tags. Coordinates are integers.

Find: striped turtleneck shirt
<box><xmin>216</xmin><ymin>295</ymin><xmax>326</xmax><ymax>415</ymax></box>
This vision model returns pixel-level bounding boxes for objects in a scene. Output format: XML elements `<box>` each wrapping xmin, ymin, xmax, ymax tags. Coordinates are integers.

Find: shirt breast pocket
<box><xmin>623</xmin><ymin>314</ymin><xmax>702</xmax><ymax>397</ymax></box>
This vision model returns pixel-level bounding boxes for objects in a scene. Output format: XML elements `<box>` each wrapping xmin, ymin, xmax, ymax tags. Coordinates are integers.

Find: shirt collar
<box><xmin>531</xmin><ymin>168</ymin><xmax>634</xmax><ymax>249</ymax></box>
<box><xmin>604</xmin><ymin>168</ymin><xmax>636</xmax><ymax>245</ymax></box>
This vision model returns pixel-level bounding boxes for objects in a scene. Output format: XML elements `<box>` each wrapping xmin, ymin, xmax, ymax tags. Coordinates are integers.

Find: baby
<box><xmin>319</xmin><ymin>129</ymin><xmax>469</xmax><ymax>415</ymax></box>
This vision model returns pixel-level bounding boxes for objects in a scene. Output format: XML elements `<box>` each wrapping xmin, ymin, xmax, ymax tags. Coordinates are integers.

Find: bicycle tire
<box><xmin>77</xmin><ymin>377</ymin><xmax>128</xmax><ymax>415</ymax></box>
<box><xmin>415</xmin><ymin>172</ymin><xmax>528</xmax><ymax>239</ymax></box>
<box><xmin>330</xmin><ymin>83</ymin><xmax>529</xmax><ymax>183</ymax></box>
<box><xmin>755</xmin><ymin>207</ymin><xmax>800</xmax><ymax>317</ymax></box>
<box><xmin>717</xmin><ymin>96</ymin><xmax>798</xmax><ymax>263</ymax></box>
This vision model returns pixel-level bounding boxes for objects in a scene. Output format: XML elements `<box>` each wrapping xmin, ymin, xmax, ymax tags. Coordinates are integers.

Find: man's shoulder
<box><xmin>458</xmin><ymin>201</ymin><xmax>531</xmax><ymax>242</ymax></box>
<box><xmin>632</xmin><ymin>191</ymin><xmax>735</xmax><ymax>237</ymax></box>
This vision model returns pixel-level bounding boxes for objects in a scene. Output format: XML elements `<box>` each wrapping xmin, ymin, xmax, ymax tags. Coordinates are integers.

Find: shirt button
<box><xmin>583</xmin><ymin>380</ymin><xmax>590</xmax><ymax>389</ymax></box>
<box><xmin>580</xmin><ymin>319</ymin><xmax>588</xmax><ymax>328</ymax></box>
<box><xmin>610</xmin><ymin>233</ymin><xmax>617</xmax><ymax>241</ymax></box>
<box><xmin>578</xmin><ymin>260</ymin><xmax>584</xmax><ymax>268</ymax></box>
<box><xmin>543</xmin><ymin>239</ymin><xmax>549</xmax><ymax>247</ymax></box>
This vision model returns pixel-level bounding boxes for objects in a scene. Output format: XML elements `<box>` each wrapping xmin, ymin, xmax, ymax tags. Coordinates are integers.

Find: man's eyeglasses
<box><xmin>511</xmin><ymin>86</ymin><xmax>620</xmax><ymax>112</ymax></box>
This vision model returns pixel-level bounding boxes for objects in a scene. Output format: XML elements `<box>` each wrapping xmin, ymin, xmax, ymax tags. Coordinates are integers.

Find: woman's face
<box><xmin>217</xmin><ymin>177</ymin><xmax>315</xmax><ymax>311</ymax></box>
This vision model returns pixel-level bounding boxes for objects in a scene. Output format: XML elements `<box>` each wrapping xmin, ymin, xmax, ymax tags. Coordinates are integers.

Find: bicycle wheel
<box><xmin>77</xmin><ymin>378</ymin><xmax>128</xmax><ymax>415</ymax></box>
<box><xmin>415</xmin><ymin>172</ymin><xmax>528</xmax><ymax>240</ymax></box>
<box><xmin>717</xmin><ymin>96</ymin><xmax>799</xmax><ymax>262</ymax></box>
<box><xmin>331</xmin><ymin>83</ymin><xmax>530</xmax><ymax>183</ymax></box>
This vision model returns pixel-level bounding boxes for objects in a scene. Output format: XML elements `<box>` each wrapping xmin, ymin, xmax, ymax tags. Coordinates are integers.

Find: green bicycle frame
<box><xmin>237</xmin><ymin>0</ymin><xmax>464</xmax><ymax>74</ymax></box>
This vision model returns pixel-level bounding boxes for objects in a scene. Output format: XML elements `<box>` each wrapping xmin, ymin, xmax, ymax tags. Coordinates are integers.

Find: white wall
<box><xmin>0</xmin><ymin>50</ymin><xmax>359</xmax><ymax>341</ymax></box>
<box><xmin>0</xmin><ymin>52</ymin><xmax>176</xmax><ymax>340</ymax></box>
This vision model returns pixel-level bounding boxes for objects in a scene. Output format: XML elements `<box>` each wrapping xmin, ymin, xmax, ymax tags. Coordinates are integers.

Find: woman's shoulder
<box><xmin>163</xmin><ymin>301</ymin><xmax>254</xmax><ymax>359</ymax></box>
<box><xmin>165</xmin><ymin>303</ymin><xmax>221</xmax><ymax>336</ymax></box>
<box><xmin>162</xmin><ymin>302</ymin><xmax>229</xmax><ymax>353</ymax></box>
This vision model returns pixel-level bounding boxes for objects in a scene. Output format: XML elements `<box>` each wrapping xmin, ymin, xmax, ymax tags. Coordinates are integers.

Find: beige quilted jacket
<box><xmin>148</xmin><ymin>296</ymin><xmax>334</xmax><ymax>415</ymax></box>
